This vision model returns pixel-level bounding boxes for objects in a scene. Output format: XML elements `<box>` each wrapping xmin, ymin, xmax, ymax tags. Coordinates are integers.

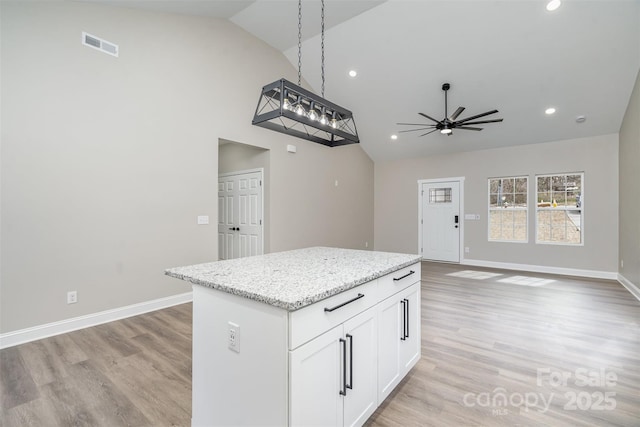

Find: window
<box><xmin>429</xmin><ymin>188</ymin><xmax>452</xmax><ymax>203</ymax></box>
<box><xmin>488</xmin><ymin>176</ymin><xmax>528</xmax><ymax>242</ymax></box>
<box><xmin>536</xmin><ymin>173</ymin><xmax>583</xmax><ymax>245</ymax></box>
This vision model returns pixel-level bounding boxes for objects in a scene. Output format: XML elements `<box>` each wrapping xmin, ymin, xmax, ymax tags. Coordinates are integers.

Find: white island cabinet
<box><xmin>166</xmin><ymin>247</ymin><xmax>421</xmax><ymax>427</ymax></box>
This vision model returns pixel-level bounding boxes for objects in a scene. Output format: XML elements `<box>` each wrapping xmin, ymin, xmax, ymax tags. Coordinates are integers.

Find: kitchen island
<box><xmin>166</xmin><ymin>247</ymin><xmax>422</xmax><ymax>427</ymax></box>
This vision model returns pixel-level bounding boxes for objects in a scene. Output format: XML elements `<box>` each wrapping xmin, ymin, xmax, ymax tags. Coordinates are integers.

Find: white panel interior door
<box><xmin>421</xmin><ymin>181</ymin><xmax>460</xmax><ymax>262</ymax></box>
<box><xmin>218</xmin><ymin>170</ymin><xmax>263</xmax><ymax>260</ymax></box>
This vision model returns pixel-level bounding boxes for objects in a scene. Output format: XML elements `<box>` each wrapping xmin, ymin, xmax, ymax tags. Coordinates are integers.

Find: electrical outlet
<box><xmin>465</xmin><ymin>247</ymin><xmax>470</xmax><ymax>254</ymax></box>
<box><xmin>228</xmin><ymin>322</ymin><xmax>240</xmax><ymax>353</ymax></box>
<box><xmin>621</xmin><ymin>259</ymin><xmax>624</xmax><ymax>268</ymax></box>
<box><xmin>67</xmin><ymin>291</ymin><xmax>78</xmax><ymax>304</ymax></box>
<box><xmin>365</xmin><ymin>241</ymin><xmax>369</xmax><ymax>248</ymax></box>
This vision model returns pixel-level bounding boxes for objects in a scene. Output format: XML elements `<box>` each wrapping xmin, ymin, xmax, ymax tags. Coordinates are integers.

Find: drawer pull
<box><xmin>324</xmin><ymin>293</ymin><xmax>365</xmax><ymax>313</ymax></box>
<box><xmin>393</xmin><ymin>270</ymin><xmax>415</xmax><ymax>282</ymax></box>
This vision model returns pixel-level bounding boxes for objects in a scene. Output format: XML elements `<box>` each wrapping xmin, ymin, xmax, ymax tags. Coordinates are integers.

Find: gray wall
<box><xmin>375</xmin><ymin>134</ymin><xmax>619</xmax><ymax>273</ymax></box>
<box><xmin>619</xmin><ymin>68</ymin><xmax>640</xmax><ymax>286</ymax></box>
<box><xmin>1</xmin><ymin>1</ymin><xmax>374</xmax><ymax>333</ymax></box>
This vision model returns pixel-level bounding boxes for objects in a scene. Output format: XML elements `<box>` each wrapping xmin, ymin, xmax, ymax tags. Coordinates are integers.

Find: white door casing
<box><xmin>418</xmin><ymin>178</ymin><xmax>463</xmax><ymax>263</ymax></box>
<box><xmin>218</xmin><ymin>169</ymin><xmax>264</xmax><ymax>260</ymax></box>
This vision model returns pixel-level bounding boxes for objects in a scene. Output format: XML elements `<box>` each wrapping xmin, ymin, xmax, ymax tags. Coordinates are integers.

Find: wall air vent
<box><xmin>82</xmin><ymin>32</ymin><xmax>118</xmax><ymax>57</ymax></box>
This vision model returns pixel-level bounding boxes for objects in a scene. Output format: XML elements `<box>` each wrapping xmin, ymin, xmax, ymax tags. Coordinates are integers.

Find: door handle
<box><xmin>400</xmin><ymin>299</ymin><xmax>406</xmax><ymax>341</ymax></box>
<box><xmin>339</xmin><ymin>338</ymin><xmax>347</xmax><ymax>396</ymax></box>
<box><xmin>346</xmin><ymin>334</ymin><xmax>353</xmax><ymax>390</ymax></box>
<box><xmin>454</xmin><ymin>215</ymin><xmax>459</xmax><ymax>229</ymax></box>
<box><xmin>404</xmin><ymin>298</ymin><xmax>410</xmax><ymax>339</ymax></box>
<box><xmin>228</xmin><ymin>227</ymin><xmax>239</xmax><ymax>231</ymax></box>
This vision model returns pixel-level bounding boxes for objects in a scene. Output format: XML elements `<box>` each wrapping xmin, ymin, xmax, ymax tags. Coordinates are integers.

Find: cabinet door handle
<box><xmin>339</xmin><ymin>338</ymin><xmax>347</xmax><ymax>396</ymax></box>
<box><xmin>324</xmin><ymin>293</ymin><xmax>364</xmax><ymax>312</ymax></box>
<box><xmin>404</xmin><ymin>298</ymin><xmax>410</xmax><ymax>339</ymax></box>
<box><xmin>393</xmin><ymin>270</ymin><xmax>415</xmax><ymax>282</ymax></box>
<box><xmin>400</xmin><ymin>300</ymin><xmax>406</xmax><ymax>341</ymax></box>
<box><xmin>346</xmin><ymin>334</ymin><xmax>353</xmax><ymax>390</ymax></box>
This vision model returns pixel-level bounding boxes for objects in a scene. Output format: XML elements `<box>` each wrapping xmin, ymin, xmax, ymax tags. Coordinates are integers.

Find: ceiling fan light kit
<box><xmin>252</xmin><ymin>0</ymin><xmax>359</xmax><ymax>147</ymax></box>
<box><xmin>398</xmin><ymin>83</ymin><xmax>503</xmax><ymax>137</ymax></box>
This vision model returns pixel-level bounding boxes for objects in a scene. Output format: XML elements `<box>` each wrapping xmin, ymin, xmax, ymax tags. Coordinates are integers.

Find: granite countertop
<box><xmin>165</xmin><ymin>247</ymin><xmax>421</xmax><ymax>311</ymax></box>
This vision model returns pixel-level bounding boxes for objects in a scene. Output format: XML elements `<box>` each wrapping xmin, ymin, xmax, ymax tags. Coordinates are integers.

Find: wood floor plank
<box><xmin>0</xmin><ymin>346</ymin><xmax>39</xmax><ymax>411</ymax></box>
<box><xmin>1</xmin><ymin>262</ymin><xmax>639</xmax><ymax>427</ymax></box>
<box><xmin>365</xmin><ymin>262</ymin><xmax>640</xmax><ymax>427</ymax></box>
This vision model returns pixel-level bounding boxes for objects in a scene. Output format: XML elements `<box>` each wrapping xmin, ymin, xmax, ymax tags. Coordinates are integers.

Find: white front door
<box><xmin>420</xmin><ymin>180</ymin><xmax>460</xmax><ymax>262</ymax></box>
<box><xmin>218</xmin><ymin>170</ymin><xmax>263</xmax><ymax>260</ymax></box>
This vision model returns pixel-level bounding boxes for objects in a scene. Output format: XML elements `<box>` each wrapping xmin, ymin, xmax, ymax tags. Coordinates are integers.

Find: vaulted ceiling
<box><xmin>85</xmin><ymin>0</ymin><xmax>640</xmax><ymax>161</ymax></box>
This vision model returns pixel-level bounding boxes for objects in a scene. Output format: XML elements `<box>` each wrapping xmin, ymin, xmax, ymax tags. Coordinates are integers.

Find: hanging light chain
<box><xmin>321</xmin><ymin>0</ymin><xmax>325</xmax><ymax>98</ymax></box>
<box><xmin>297</xmin><ymin>0</ymin><xmax>302</xmax><ymax>86</ymax></box>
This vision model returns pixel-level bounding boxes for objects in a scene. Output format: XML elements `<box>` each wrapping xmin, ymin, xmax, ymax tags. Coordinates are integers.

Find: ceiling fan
<box><xmin>398</xmin><ymin>83</ymin><xmax>503</xmax><ymax>136</ymax></box>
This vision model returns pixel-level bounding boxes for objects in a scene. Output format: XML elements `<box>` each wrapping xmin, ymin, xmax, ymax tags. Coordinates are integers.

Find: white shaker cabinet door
<box><xmin>290</xmin><ymin>306</ymin><xmax>378</xmax><ymax>427</ymax></box>
<box><xmin>290</xmin><ymin>325</ymin><xmax>344</xmax><ymax>427</ymax></box>
<box><xmin>343</xmin><ymin>308</ymin><xmax>378</xmax><ymax>427</ymax></box>
<box><xmin>377</xmin><ymin>282</ymin><xmax>421</xmax><ymax>403</ymax></box>
<box><xmin>399</xmin><ymin>283</ymin><xmax>421</xmax><ymax>375</ymax></box>
<box><xmin>376</xmin><ymin>293</ymin><xmax>403</xmax><ymax>403</ymax></box>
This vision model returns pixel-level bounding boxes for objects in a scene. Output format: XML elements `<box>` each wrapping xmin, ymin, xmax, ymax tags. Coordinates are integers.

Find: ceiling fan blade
<box><xmin>397</xmin><ymin>122</ymin><xmax>436</xmax><ymax>126</ymax></box>
<box><xmin>418</xmin><ymin>112</ymin><xmax>442</xmax><ymax>124</ymax></box>
<box><xmin>459</xmin><ymin>118</ymin><xmax>504</xmax><ymax>125</ymax></box>
<box><xmin>419</xmin><ymin>129</ymin><xmax>439</xmax><ymax>137</ymax></box>
<box><xmin>455</xmin><ymin>109</ymin><xmax>499</xmax><ymax>124</ymax></box>
<box><xmin>398</xmin><ymin>127</ymin><xmax>435</xmax><ymax>133</ymax></box>
<box><xmin>456</xmin><ymin>126</ymin><xmax>483</xmax><ymax>131</ymax></box>
<box><xmin>449</xmin><ymin>106</ymin><xmax>465</xmax><ymax>121</ymax></box>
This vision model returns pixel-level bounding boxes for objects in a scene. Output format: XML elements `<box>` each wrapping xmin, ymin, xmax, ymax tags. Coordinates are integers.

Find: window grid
<box><xmin>488</xmin><ymin>176</ymin><xmax>528</xmax><ymax>242</ymax></box>
<box><xmin>536</xmin><ymin>173</ymin><xmax>583</xmax><ymax>245</ymax></box>
<box><xmin>429</xmin><ymin>188</ymin><xmax>452</xmax><ymax>204</ymax></box>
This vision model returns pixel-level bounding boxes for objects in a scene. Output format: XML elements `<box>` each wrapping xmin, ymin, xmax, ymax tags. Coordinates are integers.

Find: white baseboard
<box><xmin>617</xmin><ymin>274</ymin><xmax>640</xmax><ymax>302</ymax></box>
<box><xmin>461</xmin><ymin>258</ymin><xmax>618</xmax><ymax>280</ymax></box>
<box><xmin>0</xmin><ymin>292</ymin><xmax>193</xmax><ymax>350</ymax></box>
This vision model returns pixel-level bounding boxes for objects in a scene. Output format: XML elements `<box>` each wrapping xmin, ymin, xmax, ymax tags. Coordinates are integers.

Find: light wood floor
<box><xmin>1</xmin><ymin>262</ymin><xmax>639</xmax><ymax>426</ymax></box>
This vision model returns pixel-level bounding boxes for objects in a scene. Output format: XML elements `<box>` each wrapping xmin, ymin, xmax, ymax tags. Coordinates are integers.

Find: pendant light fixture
<box><xmin>252</xmin><ymin>0</ymin><xmax>359</xmax><ymax>147</ymax></box>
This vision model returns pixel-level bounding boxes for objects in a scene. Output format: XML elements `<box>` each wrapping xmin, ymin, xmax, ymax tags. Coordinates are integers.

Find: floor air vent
<box><xmin>82</xmin><ymin>32</ymin><xmax>118</xmax><ymax>57</ymax></box>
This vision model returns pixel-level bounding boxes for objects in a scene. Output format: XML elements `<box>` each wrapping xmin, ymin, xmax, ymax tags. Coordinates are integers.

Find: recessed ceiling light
<box><xmin>348</xmin><ymin>70</ymin><xmax>357</xmax><ymax>78</ymax></box>
<box><xmin>576</xmin><ymin>115</ymin><xmax>586</xmax><ymax>123</ymax></box>
<box><xmin>546</xmin><ymin>0</ymin><xmax>561</xmax><ymax>11</ymax></box>
<box><xmin>545</xmin><ymin>107</ymin><xmax>556</xmax><ymax>115</ymax></box>
<box><xmin>390</xmin><ymin>134</ymin><xmax>398</xmax><ymax>140</ymax></box>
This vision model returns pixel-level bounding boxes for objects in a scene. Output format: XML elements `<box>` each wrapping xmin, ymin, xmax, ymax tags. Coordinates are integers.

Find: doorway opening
<box><xmin>218</xmin><ymin>140</ymin><xmax>270</xmax><ymax>260</ymax></box>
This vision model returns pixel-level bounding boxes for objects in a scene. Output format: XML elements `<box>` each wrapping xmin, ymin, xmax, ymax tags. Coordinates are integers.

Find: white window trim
<box><xmin>534</xmin><ymin>172</ymin><xmax>584</xmax><ymax>246</ymax></box>
<box><xmin>487</xmin><ymin>176</ymin><xmax>529</xmax><ymax>243</ymax></box>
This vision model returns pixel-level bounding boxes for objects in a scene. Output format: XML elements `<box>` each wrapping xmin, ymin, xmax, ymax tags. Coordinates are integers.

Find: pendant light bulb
<box><xmin>283</xmin><ymin>98</ymin><xmax>291</xmax><ymax>111</ymax></box>
<box><xmin>330</xmin><ymin>111</ymin><xmax>339</xmax><ymax>129</ymax></box>
<box><xmin>319</xmin><ymin>110</ymin><xmax>328</xmax><ymax>125</ymax></box>
<box><xmin>308</xmin><ymin>102</ymin><xmax>318</xmax><ymax>121</ymax></box>
<box><xmin>441</xmin><ymin>128</ymin><xmax>452</xmax><ymax>135</ymax></box>
<box><xmin>295</xmin><ymin>97</ymin><xmax>305</xmax><ymax>116</ymax></box>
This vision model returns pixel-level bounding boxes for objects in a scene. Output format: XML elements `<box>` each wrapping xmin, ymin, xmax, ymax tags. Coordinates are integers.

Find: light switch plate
<box><xmin>197</xmin><ymin>215</ymin><xmax>209</xmax><ymax>225</ymax></box>
<box><xmin>464</xmin><ymin>214</ymin><xmax>476</xmax><ymax>220</ymax></box>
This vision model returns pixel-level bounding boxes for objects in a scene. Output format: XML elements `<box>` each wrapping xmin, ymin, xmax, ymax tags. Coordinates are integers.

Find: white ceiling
<box><xmin>85</xmin><ymin>0</ymin><xmax>640</xmax><ymax>162</ymax></box>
